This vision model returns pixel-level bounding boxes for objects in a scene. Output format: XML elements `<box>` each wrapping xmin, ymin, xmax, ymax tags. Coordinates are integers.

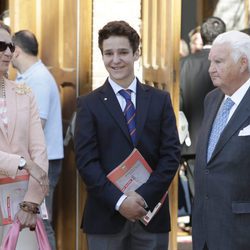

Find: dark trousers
<box><xmin>87</xmin><ymin>221</ymin><xmax>169</xmax><ymax>250</ymax></box>
<box><xmin>43</xmin><ymin>159</ymin><xmax>63</xmax><ymax>250</ymax></box>
<box><xmin>203</xmin><ymin>242</ymin><xmax>209</xmax><ymax>250</ymax></box>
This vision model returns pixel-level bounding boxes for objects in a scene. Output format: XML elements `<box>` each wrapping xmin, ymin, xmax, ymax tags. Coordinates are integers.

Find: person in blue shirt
<box><xmin>12</xmin><ymin>30</ymin><xmax>64</xmax><ymax>250</ymax></box>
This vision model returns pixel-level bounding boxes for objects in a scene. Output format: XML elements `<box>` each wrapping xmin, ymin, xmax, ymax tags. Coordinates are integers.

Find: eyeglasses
<box><xmin>0</xmin><ymin>41</ymin><xmax>15</xmax><ymax>53</ymax></box>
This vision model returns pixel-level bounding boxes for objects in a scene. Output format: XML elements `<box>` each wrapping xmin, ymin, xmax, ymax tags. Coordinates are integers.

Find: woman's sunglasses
<box><xmin>0</xmin><ymin>41</ymin><xmax>15</xmax><ymax>53</ymax></box>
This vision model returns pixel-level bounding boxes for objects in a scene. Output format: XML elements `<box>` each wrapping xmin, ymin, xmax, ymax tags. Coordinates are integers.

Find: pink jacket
<box><xmin>0</xmin><ymin>78</ymin><xmax>48</xmax><ymax>204</ymax></box>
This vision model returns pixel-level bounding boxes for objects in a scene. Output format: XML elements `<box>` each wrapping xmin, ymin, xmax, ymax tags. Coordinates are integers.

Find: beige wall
<box><xmin>92</xmin><ymin>0</ymin><xmax>142</xmax><ymax>90</ymax></box>
<box><xmin>213</xmin><ymin>0</ymin><xmax>248</xmax><ymax>30</ymax></box>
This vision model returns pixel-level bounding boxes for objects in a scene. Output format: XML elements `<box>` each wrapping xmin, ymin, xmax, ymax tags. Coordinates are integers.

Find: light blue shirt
<box><xmin>16</xmin><ymin>60</ymin><xmax>64</xmax><ymax>160</ymax></box>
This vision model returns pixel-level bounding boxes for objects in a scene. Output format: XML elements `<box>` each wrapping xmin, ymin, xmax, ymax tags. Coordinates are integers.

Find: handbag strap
<box><xmin>1</xmin><ymin>217</ymin><xmax>51</xmax><ymax>250</ymax></box>
<box><xmin>35</xmin><ymin>217</ymin><xmax>51</xmax><ymax>250</ymax></box>
<box><xmin>1</xmin><ymin>219</ymin><xmax>20</xmax><ymax>250</ymax></box>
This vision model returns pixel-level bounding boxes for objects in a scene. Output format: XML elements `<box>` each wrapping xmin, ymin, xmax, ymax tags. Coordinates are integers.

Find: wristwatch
<box><xmin>18</xmin><ymin>157</ymin><xmax>26</xmax><ymax>170</ymax></box>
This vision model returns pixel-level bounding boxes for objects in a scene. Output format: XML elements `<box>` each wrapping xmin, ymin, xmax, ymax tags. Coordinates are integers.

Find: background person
<box><xmin>188</xmin><ymin>26</ymin><xmax>203</xmax><ymax>54</ymax></box>
<box><xmin>12</xmin><ymin>30</ymin><xmax>64</xmax><ymax>250</ymax></box>
<box><xmin>180</xmin><ymin>16</ymin><xmax>226</xmax><ymax>199</ymax></box>
<box><xmin>179</xmin><ymin>39</ymin><xmax>189</xmax><ymax>58</ymax></box>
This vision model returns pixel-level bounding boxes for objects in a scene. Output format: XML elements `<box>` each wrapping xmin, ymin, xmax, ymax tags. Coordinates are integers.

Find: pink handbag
<box><xmin>1</xmin><ymin>217</ymin><xmax>51</xmax><ymax>250</ymax></box>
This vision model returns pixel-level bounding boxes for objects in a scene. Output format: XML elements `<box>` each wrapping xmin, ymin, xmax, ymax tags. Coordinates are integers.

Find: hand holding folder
<box><xmin>118</xmin><ymin>191</ymin><xmax>148</xmax><ymax>223</ymax></box>
<box><xmin>107</xmin><ymin>148</ymin><xmax>167</xmax><ymax>225</ymax></box>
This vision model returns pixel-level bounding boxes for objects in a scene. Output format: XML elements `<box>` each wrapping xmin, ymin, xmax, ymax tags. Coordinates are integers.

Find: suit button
<box><xmin>205</xmin><ymin>195</ymin><xmax>209</xmax><ymax>200</ymax></box>
<box><xmin>205</xmin><ymin>169</ymin><xmax>209</xmax><ymax>174</ymax></box>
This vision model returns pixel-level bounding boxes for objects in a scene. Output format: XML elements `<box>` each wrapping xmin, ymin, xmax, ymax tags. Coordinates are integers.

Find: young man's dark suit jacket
<box><xmin>74</xmin><ymin>78</ymin><xmax>180</xmax><ymax>234</ymax></box>
<box><xmin>180</xmin><ymin>49</ymin><xmax>215</xmax><ymax>157</ymax></box>
<box><xmin>192</xmin><ymin>87</ymin><xmax>250</xmax><ymax>250</ymax></box>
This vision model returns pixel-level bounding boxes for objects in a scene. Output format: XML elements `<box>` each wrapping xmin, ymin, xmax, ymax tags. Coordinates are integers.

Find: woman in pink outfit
<box><xmin>0</xmin><ymin>22</ymin><xmax>49</xmax><ymax>249</ymax></box>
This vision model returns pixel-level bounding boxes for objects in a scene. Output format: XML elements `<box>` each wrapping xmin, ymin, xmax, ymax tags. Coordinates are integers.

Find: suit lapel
<box><xmin>209</xmin><ymin>87</ymin><xmax>250</xmax><ymax>162</ymax></box>
<box><xmin>0</xmin><ymin>115</ymin><xmax>8</xmax><ymax>141</ymax></box>
<box><xmin>5</xmin><ymin>82</ymin><xmax>16</xmax><ymax>144</ymax></box>
<box><xmin>98</xmin><ymin>79</ymin><xmax>151</xmax><ymax>146</ymax></box>
<box><xmin>205</xmin><ymin>90</ymin><xmax>224</xmax><ymax>164</ymax></box>
<box><xmin>135</xmin><ymin>81</ymin><xmax>151</xmax><ymax>145</ymax></box>
<box><xmin>99</xmin><ymin>80</ymin><xmax>132</xmax><ymax>144</ymax></box>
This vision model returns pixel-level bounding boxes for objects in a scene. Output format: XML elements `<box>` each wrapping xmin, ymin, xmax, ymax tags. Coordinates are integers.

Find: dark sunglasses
<box><xmin>0</xmin><ymin>41</ymin><xmax>15</xmax><ymax>53</ymax></box>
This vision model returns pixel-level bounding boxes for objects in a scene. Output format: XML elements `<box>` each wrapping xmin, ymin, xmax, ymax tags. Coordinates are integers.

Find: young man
<box><xmin>74</xmin><ymin>21</ymin><xmax>180</xmax><ymax>250</ymax></box>
<box><xmin>192</xmin><ymin>31</ymin><xmax>250</xmax><ymax>250</ymax></box>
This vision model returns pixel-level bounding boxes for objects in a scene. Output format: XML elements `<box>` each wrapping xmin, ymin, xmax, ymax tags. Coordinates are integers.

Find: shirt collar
<box><xmin>108</xmin><ymin>77</ymin><xmax>137</xmax><ymax>95</ymax></box>
<box><xmin>203</xmin><ymin>45</ymin><xmax>212</xmax><ymax>49</ymax></box>
<box><xmin>16</xmin><ymin>59</ymin><xmax>42</xmax><ymax>81</ymax></box>
<box><xmin>225</xmin><ymin>78</ymin><xmax>250</xmax><ymax>106</ymax></box>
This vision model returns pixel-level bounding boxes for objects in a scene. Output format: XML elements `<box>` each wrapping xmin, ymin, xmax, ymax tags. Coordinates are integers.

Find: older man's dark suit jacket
<box><xmin>74</xmin><ymin>78</ymin><xmax>180</xmax><ymax>234</ymax></box>
<box><xmin>192</xmin><ymin>87</ymin><xmax>250</xmax><ymax>250</ymax></box>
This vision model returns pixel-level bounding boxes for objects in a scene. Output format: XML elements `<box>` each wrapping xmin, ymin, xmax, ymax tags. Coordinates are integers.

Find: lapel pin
<box><xmin>104</xmin><ymin>97</ymin><xmax>108</xmax><ymax>101</ymax></box>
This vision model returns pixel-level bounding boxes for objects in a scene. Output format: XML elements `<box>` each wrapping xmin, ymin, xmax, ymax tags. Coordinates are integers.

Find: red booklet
<box><xmin>107</xmin><ymin>148</ymin><xmax>167</xmax><ymax>225</ymax></box>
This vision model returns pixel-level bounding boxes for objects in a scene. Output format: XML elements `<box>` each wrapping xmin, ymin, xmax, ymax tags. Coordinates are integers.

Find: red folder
<box><xmin>107</xmin><ymin>148</ymin><xmax>167</xmax><ymax>225</ymax></box>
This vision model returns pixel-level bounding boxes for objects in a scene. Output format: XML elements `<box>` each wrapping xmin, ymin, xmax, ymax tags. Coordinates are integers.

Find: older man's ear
<box><xmin>240</xmin><ymin>56</ymin><xmax>248</xmax><ymax>73</ymax></box>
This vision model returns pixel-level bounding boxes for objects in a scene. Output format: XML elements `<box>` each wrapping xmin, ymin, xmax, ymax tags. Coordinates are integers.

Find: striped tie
<box><xmin>119</xmin><ymin>89</ymin><xmax>136</xmax><ymax>145</ymax></box>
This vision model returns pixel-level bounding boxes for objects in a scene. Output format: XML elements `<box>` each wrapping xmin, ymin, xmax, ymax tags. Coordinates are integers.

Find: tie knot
<box><xmin>119</xmin><ymin>89</ymin><xmax>132</xmax><ymax>101</ymax></box>
<box><xmin>223</xmin><ymin>98</ymin><xmax>234</xmax><ymax>112</ymax></box>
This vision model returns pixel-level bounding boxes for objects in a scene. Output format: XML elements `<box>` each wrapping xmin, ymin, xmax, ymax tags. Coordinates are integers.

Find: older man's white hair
<box><xmin>213</xmin><ymin>30</ymin><xmax>250</xmax><ymax>70</ymax></box>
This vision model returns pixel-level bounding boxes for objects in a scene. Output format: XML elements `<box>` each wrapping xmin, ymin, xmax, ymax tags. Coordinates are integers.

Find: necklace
<box><xmin>0</xmin><ymin>76</ymin><xmax>7</xmax><ymax>132</ymax></box>
<box><xmin>0</xmin><ymin>77</ymin><xmax>5</xmax><ymax>99</ymax></box>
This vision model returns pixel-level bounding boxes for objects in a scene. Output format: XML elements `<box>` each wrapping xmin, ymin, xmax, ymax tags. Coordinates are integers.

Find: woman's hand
<box><xmin>24</xmin><ymin>160</ymin><xmax>49</xmax><ymax>195</ymax></box>
<box><xmin>16</xmin><ymin>208</ymin><xmax>37</xmax><ymax>231</ymax></box>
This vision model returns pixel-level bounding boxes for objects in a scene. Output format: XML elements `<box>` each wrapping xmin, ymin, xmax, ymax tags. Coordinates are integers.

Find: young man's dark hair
<box><xmin>98</xmin><ymin>20</ymin><xmax>140</xmax><ymax>54</ymax></box>
<box><xmin>201</xmin><ymin>16</ymin><xmax>226</xmax><ymax>45</ymax></box>
<box><xmin>12</xmin><ymin>30</ymin><xmax>38</xmax><ymax>56</ymax></box>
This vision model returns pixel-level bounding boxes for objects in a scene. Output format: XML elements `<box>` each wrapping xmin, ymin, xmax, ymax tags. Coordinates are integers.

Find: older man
<box><xmin>192</xmin><ymin>30</ymin><xmax>250</xmax><ymax>250</ymax></box>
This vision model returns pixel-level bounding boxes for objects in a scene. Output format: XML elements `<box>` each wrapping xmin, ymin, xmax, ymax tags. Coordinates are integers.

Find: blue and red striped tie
<box><xmin>119</xmin><ymin>89</ymin><xmax>136</xmax><ymax>145</ymax></box>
